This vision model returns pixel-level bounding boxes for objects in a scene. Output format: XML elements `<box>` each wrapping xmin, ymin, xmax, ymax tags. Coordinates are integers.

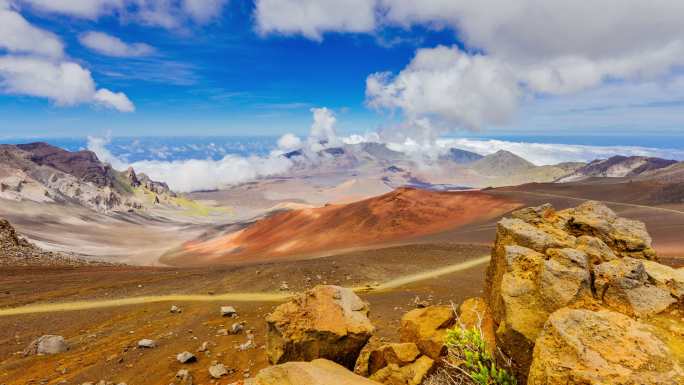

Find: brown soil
<box><xmin>163</xmin><ymin>188</ymin><xmax>520</xmax><ymax>266</ymax></box>
<box><xmin>0</xmin><ymin>243</ymin><xmax>489</xmax><ymax>385</ymax></box>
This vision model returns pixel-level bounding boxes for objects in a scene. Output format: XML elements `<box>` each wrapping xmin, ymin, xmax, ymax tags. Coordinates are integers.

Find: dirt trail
<box><xmin>498</xmin><ymin>190</ymin><xmax>684</xmax><ymax>215</ymax></box>
<box><xmin>0</xmin><ymin>255</ymin><xmax>490</xmax><ymax>317</ymax></box>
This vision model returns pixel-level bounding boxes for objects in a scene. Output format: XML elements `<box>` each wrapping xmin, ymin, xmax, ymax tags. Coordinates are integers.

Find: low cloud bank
<box><xmin>385</xmin><ymin>137</ymin><xmax>684</xmax><ymax>166</ymax></box>
<box><xmin>87</xmin><ymin>108</ymin><xmax>684</xmax><ymax>193</ymax></box>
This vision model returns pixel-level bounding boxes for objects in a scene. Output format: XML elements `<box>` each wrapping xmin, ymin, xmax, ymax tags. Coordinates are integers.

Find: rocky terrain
<box><xmin>230</xmin><ymin>200</ymin><xmax>684</xmax><ymax>384</ymax></box>
<box><xmin>0</xmin><ymin>142</ymin><xmax>177</xmax><ymax>213</ymax></box>
<box><xmin>0</xmin><ymin>217</ymin><xmax>109</xmax><ymax>267</ymax></box>
<box><xmin>558</xmin><ymin>155</ymin><xmax>677</xmax><ymax>182</ymax></box>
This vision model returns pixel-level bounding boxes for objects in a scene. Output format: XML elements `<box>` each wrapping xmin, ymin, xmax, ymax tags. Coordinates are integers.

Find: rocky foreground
<box><xmin>15</xmin><ymin>201</ymin><xmax>684</xmax><ymax>384</ymax></box>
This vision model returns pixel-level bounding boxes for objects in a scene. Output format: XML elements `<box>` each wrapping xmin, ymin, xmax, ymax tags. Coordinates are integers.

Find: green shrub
<box><xmin>444</xmin><ymin>326</ymin><xmax>516</xmax><ymax>385</ymax></box>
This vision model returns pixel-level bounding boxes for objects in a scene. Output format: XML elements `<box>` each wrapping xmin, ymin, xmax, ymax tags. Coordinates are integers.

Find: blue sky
<box><xmin>1</xmin><ymin>1</ymin><xmax>684</xmax><ymax>139</ymax></box>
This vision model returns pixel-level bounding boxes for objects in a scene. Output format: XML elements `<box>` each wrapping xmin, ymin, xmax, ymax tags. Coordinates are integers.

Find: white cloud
<box><xmin>277</xmin><ymin>133</ymin><xmax>302</xmax><ymax>150</ymax></box>
<box><xmin>438</xmin><ymin>138</ymin><xmax>684</xmax><ymax>165</ymax></box>
<box><xmin>0</xmin><ymin>3</ymin><xmax>134</xmax><ymax>111</ymax></box>
<box><xmin>19</xmin><ymin>0</ymin><xmax>123</xmax><ymax>19</ymax></box>
<box><xmin>254</xmin><ymin>0</ymin><xmax>684</xmax><ymax>133</ymax></box>
<box><xmin>366</xmin><ymin>45</ymin><xmax>520</xmax><ymax>133</ymax></box>
<box><xmin>19</xmin><ymin>0</ymin><xmax>228</xmax><ymax>27</ymax></box>
<box><xmin>94</xmin><ymin>88</ymin><xmax>135</xmax><ymax>112</ymax></box>
<box><xmin>87</xmin><ymin>135</ymin><xmax>293</xmax><ymax>193</ymax></box>
<box><xmin>181</xmin><ymin>0</ymin><xmax>227</xmax><ymax>23</ymax></box>
<box><xmin>0</xmin><ymin>55</ymin><xmax>135</xmax><ymax>112</ymax></box>
<box><xmin>79</xmin><ymin>31</ymin><xmax>154</xmax><ymax>57</ymax></box>
<box><xmin>0</xmin><ymin>2</ymin><xmax>64</xmax><ymax>57</ymax></box>
<box><xmin>255</xmin><ymin>0</ymin><xmax>376</xmax><ymax>40</ymax></box>
<box><xmin>307</xmin><ymin>107</ymin><xmax>338</xmax><ymax>149</ymax></box>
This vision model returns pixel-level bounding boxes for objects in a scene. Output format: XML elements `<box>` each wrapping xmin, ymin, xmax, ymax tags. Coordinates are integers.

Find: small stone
<box><xmin>198</xmin><ymin>342</ymin><xmax>209</xmax><ymax>352</ymax></box>
<box><xmin>176</xmin><ymin>351</ymin><xmax>197</xmax><ymax>363</ymax></box>
<box><xmin>220</xmin><ymin>306</ymin><xmax>237</xmax><ymax>317</ymax></box>
<box><xmin>137</xmin><ymin>339</ymin><xmax>156</xmax><ymax>349</ymax></box>
<box><xmin>280</xmin><ymin>282</ymin><xmax>289</xmax><ymax>291</ymax></box>
<box><xmin>208</xmin><ymin>363</ymin><xmax>228</xmax><ymax>379</ymax></box>
<box><xmin>174</xmin><ymin>369</ymin><xmax>193</xmax><ymax>385</ymax></box>
<box><xmin>216</xmin><ymin>329</ymin><xmax>228</xmax><ymax>336</ymax></box>
<box><xmin>170</xmin><ymin>305</ymin><xmax>182</xmax><ymax>314</ymax></box>
<box><xmin>230</xmin><ymin>322</ymin><xmax>244</xmax><ymax>334</ymax></box>
<box><xmin>24</xmin><ymin>335</ymin><xmax>69</xmax><ymax>356</ymax></box>
<box><xmin>238</xmin><ymin>340</ymin><xmax>254</xmax><ymax>351</ymax></box>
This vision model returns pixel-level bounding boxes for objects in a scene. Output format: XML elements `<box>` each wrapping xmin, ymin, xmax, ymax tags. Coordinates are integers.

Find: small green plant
<box><xmin>444</xmin><ymin>326</ymin><xmax>517</xmax><ymax>385</ymax></box>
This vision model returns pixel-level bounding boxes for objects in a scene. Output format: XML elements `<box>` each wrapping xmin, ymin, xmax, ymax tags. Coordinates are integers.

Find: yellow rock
<box><xmin>400</xmin><ymin>305</ymin><xmax>454</xmax><ymax>359</ymax></box>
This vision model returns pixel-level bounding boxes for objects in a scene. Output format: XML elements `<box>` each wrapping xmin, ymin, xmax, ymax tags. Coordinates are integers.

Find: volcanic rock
<box><xmin>457</xmin><ymin>297</ymin><xmax>496</xmax><ymax>354</ymax></box>
<box><xmin>246</xmin><ymin>359</ymin><xmax>379</xmax><ymax>385</ymax></box>
<box><xmin>23</xmin><ymin>335</ymin><xmax>69</xmax><ymax>355</ymax></box>
<box><xmin>173</xmin><ymin>369</ymin><xmax>193</xmax><ymax>385</ymax></box>
<box><xmin>137</xmin><ymin>339</ymin><xmax>156</xmax><ymax>348</ymax></box>
<box><xmin>221</xmin><ymin>306</ymin><xmax>237</xmax><ymax>317</ymax></box>
<box><xmin>176</xmin><ymin>351</ymin><xmax>197</xmax><ymax>363</ymax></box>
<box><xmin>368</xmin><ymin>355</ymin><xmax>434</xmax><ymax>385</ymax></box>
<box><xmin>485</xmin><ymin>201</ymin><xmax>683</xmax><ymax>382</ymax></box>
<box><xmin>368</xmin><ymin>343</ymin><xmax>421</xmax><ymax>375</ymax></box>
<box><xmin>209</xmin><ymin>363</ymin><xmax>229</xmax><ymax>379</ymax></box>
<box><xmin>594</xmin><ymin>257</ymin><xmax>675</xmax><ymax>317</ymax></box>
<box><xmin>266</xmin><ymin>285</ymin><xmax>374</xmax><ymax>369</ymax></box>
<box><xmin>399</xmin><ymin>305</ymin><xmax>455</xmax><ymax>359</ymax></box>
<box><xmin>528</xmin><ymin>308</ymin><xmax>684</xmax><ymax>384</ymax></box>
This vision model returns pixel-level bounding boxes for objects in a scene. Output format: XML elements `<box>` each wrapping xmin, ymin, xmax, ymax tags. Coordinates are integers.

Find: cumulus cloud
<box><xmin>94</xmin><ymin>88</ymin><xmax>135</xmax><ymax>112</ymax></box>
<box><xmin>366</xmin><ymin>45</ymin><xmax>520</xmax><ymax>133</ymax></box>
<box><xmin>0</xmin><ymin>55</ymin><xmax>135</xmax><ymax>112</ymax></box>
<box><xmin>255</xmin><ymin>0</ymin><xmax>684</xmax><ymax>133</ymax></box>
<box><xmin>277</xmin><ymin>133</ymin><xmax>302</xmax><ymax>151</ymax></box>
<box><xmin>255</xmin><ymin>0</ymin><xmax>376</xmax><ymax>40</ymax></box>
<box><xmin>0</xmin><ymin>1</ymin><xmax>64</xmax><ymax>57</ymax></box>
<box><xmin>129</xmin><ymin>156</ymin><xmax>292</xmax><ymax>193</ymax></box>
<box><xmin>79</xmin><ymin>31</ymin><xmax>154</xmax><ymax>57</ymax></box>
<box><xmin>0</xmin><ymin>3</ymin><xmax>134</xmax><ymax>111</ymax></box>
<box><xmin>307</xmin><ymin>107</ymin><xmax>339</xmax><ymax>150</ymax></box>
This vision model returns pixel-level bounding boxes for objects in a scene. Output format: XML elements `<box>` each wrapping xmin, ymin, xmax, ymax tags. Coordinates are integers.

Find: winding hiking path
<box><xmin>0</xmin><ymin>255</ymin><xmax>491</xmax><ymax>317</ymax></box>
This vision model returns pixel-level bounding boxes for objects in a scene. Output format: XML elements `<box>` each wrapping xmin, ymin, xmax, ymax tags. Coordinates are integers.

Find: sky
<box><xmin>1</xmin><ymin>1</ymin><xmax>684</xmax><ymax>139</ymax></box>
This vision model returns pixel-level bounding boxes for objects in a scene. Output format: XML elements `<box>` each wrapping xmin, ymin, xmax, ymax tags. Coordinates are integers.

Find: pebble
<box><xmin>137</xmin><ymin>339</ymin><xmax>156</xmax><ymax>349</ymax></box>
<box><xmin>176</xmin><ymin>351</ymin><xmax>197</xmax><ymax>363</ymax></box>
<box><xmin>170</xmin><ymin>305</ymin><xmax>182</xmax><ymax>314</ymax></box>
<box><xmin>220</xmin><ymin>306</ymin><xmax>237</xmax><ymax>317</ymax></box>
<box><xmin>208</xmin><ymin>363</ymin><xmax>228</xmax><ymax>379</ymax></box>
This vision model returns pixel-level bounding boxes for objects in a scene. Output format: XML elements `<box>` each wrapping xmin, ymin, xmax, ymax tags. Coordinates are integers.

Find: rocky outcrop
<box><xmin>399</xmin><ymin>305</ymin><xmax>455</xmax><ymax>360</ymax></box>
<box><xmin>529</xmin><ymin>308</ymin><xmax>683</xmax><ymax>385</ymax></box>
<box><xmin>0</xmin><ymin>143</ymin><xmax>177</xmax><ymax>212</ymax></box>
<box><xmin>242</xmin><ymin>359</ymin><xmax>380</xmax><ymax>385</ymax></box>
<box><xmin>486</xmin><ymin>201</ymin><xmax>684</xmax><ymax>383</ymax></box>
<box><xmin>266</xmin><ymin>285</ymin><xmax>375</xmax><ymax>369</ymax></box>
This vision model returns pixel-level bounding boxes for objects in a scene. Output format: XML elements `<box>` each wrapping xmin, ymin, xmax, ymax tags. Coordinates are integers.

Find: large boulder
<box><xmin>528</xmin><ymin>308</ymin><xmax>684</xmax><ymax>385</ymax></box>
<box><xmin>243</xmin><ymin>359</ymin><xmax>381</xmax><ymax>385</ymax></box>
<box><xmin>266</xmin><ymin>285</ymin><xmax>374</xmax><ymax>369</ymax></box>
<box><xmin>399</xmin><ymin>305</ymin><xmax>455</xmax><ymax>359</ymax></box>
<box><xmin>486</xmin><ymin>201</ymin><xmax>683</xmax><ymax>382</ymax></box>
